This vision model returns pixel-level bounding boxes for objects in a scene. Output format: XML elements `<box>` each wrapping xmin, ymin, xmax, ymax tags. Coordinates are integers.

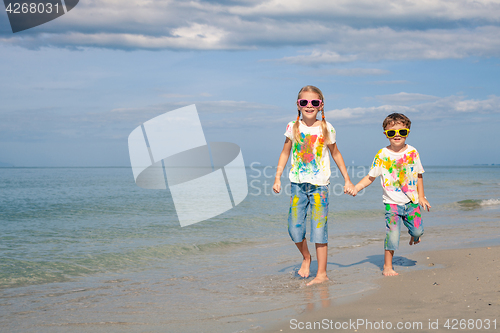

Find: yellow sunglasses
<box><xmin>384</xmin><ymin>128</ymin><xmax>410</xmax><ymax>138</ymax></box>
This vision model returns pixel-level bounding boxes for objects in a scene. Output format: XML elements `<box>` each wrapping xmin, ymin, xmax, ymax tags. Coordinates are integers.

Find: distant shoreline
<box><xmin>473</xmin><ymin>163</ymin><xmax>500</xmax><ymax>166</ymax></box>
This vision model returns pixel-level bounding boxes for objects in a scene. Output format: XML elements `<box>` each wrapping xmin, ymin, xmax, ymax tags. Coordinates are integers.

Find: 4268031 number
<box><xmin>444</xmin><ymin>319</ymin><xmax>497</xmax><ymax>330</ymax></box>
<box><xmin>5</xmin><ymin>2</ymin><xmax>60</xmax><ymax>14</ymax></box>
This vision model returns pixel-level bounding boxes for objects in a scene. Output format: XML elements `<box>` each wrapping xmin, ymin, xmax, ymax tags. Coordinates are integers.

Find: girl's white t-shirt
<box><xmin>284</xmin><ymin>120</ymin><xmax>336</xmax><ymax>186</ymax></box>
<box><xmin>368</xmin><ymin>144</ymin><xmax>424</xmax><ymax>205</ymax></box>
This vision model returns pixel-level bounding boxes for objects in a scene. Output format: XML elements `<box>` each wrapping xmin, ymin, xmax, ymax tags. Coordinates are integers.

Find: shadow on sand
<box><xmin>280</xmin><ymin>255</ymin><xmax>417</xmax><ymax>278</ymax></box>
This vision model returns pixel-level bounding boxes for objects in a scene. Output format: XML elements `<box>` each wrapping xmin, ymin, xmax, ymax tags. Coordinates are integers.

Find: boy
<box><xmin>352</xmin><ymin>113</ymin><xmax>431</xmax><ymax>276</ymax></box>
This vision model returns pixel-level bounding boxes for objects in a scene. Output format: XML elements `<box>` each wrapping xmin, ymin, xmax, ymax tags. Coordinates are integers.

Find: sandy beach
<box><xmin>267</xmin><ymin>245</ymin><xmax>500</xmax><ymax>332</ymax></box>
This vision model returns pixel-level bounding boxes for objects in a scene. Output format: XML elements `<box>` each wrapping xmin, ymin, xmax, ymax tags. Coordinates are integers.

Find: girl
<box><xmin>273</xmin><ymin>85</ymin><xmax>355</xmax><ymax>286</ymax></box>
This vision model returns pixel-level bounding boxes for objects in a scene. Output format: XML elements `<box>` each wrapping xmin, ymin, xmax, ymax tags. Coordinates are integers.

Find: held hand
<box><xmin>273</xmin><ymin>180</ymin><xmax>281</xmax><ymax>194</ymax></box>
<box><xmin>420</xmin><ymin>197</ymin><xmax>431</xmax><ymax>211</ymax></box>
<box><xmin>344</xmin><ymin>182</ymin><xmax>358</xmax><ymax>197</ymax></box>
<box><xmin>351</xmin><ymin>186</ymin><xmax>359</xmax><ymax>197</ymax></box>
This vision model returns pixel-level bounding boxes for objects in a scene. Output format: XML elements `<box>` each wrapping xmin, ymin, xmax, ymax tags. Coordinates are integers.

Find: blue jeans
<box><xmin>384</xmin><ymin>202</ymin><xmax>424</xmax><ymax>250</ymax></box>
<box><xmin>288</xmin><ymin>182</ymin><xmax>329</xmax><ymax>244</ymax></box>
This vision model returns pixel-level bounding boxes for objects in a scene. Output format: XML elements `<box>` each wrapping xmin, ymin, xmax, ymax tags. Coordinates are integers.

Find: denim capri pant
<box><xmin>288</xmin><ymin>182</ymin><xmax>329</xmax><ymax>244</ymax></box>
<box><xmin>384</xmin><ymin>202</ymin><xmax>424</xmax><ymax>250</ymax></box>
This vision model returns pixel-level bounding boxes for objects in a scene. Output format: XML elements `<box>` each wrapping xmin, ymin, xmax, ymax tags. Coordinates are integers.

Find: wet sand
<box><xmin>267</xmin><ymin>245</ymin><xmax>500</xmax><ymax>332</ymax></box>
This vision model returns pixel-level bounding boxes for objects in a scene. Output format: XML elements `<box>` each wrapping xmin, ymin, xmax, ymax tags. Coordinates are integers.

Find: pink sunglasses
<box><xmin>298</xmin><ymin>99</ymin><xmax>322</xmax><ymax>107</ymax></box>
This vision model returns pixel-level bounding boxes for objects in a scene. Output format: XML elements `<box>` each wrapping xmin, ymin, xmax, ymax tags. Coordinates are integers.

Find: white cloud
<box><xmin>1</xmin><ymin>0</ymin><xmax>500</xmax><ymax>60</ymax></box>
<box><xmin>1</xmin><ymin>28</ymin><xmax>233</xmax><ymax>50</ymax></box>
<box><xmin>325</xmin><ymin>94</ymin><xmax>500</xmax><ymax>124</ymax></box>
<box><xmin>229</xmin><ymin>0</ymin><xmax>500</xmax><ymax>22</ymax></box>
<box><xmin>276</xmin><ymin>50</ymin><xmax>356</xmax><ymax>65</ymax></box>
<box><xmin>275</xmin><ymin>25</ymin><xmax>500</xmax><ymax>65</ymax></box>
<box><xmin>450</xmin><ymin>95</ymin><xmax>500</xmax><ymax>113</ymax></box>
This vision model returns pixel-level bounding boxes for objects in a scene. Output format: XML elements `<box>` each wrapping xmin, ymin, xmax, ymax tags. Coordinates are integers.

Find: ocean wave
<box><xmin>0</xmin><ymin>239</ymin><xmax>256</xmax><ymax>289</ymax></box>
<box><xmin>0</xmin><ymin>258</ymin><xmax>88</xmax><ymax>289</ymax></box>
<box><xmin>480</xmin><ymin>199</ymin><xmax>500</xmax><ymax>206</ymax></box>
<box><xmin>457</xmin><ymin>199</ymin><xmax>500</xmax><ymax>210</ymax></box>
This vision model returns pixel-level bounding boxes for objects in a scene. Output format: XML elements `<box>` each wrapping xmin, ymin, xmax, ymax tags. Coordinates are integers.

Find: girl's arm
<box><xmin>273</xmin><ymin>138</ymin><xmax>292</xmax><ymax>193</ymax></box>
<box><xmin>328</xmin><ymin>143</ymin><xmax>356</xmax><ymax>195</ymax></box>
<box><xmin>417</xmin><ymin>174</ymin><xmax>431</xmax><ymax>211</ymax></box>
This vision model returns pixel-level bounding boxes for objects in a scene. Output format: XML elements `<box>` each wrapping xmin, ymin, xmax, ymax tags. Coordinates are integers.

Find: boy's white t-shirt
<box><xmin>368</xmin><ymin>144</ymin><xmax>424</xmax><ymax>205</ymax></box>
<box><xmin>284</xmin><ymin>120</ymin><xmax>336</xmax><ymax>186</ymax></box>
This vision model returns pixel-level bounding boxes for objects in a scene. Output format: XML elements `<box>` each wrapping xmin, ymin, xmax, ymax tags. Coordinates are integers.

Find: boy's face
<box><xmin>384</xmin><ymin>121</ymin><xmax>410</xmax><ymax>150</ymax></box>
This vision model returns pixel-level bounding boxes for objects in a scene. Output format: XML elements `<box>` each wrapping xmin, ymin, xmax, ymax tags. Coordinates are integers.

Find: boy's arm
<box><xmin>273</xmin><ymin>138</ymin><xmax>292</xmax><ymax>193</ymax></box>
<box><xmin>328</xmin><ymin>143</ymin><xmax>356</xmax><ymax>195</ymax></box>
<box><xmin>417</xmin><ymin>174</ymin><xmax>431</xmax><ymax>211</ymax></box>
<box><xmin>354</xmin><ymin>175</ymin><xmax>376</xmax><ymax>196</ymax></box>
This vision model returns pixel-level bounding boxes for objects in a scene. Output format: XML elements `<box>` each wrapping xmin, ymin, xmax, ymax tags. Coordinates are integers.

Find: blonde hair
<box><xmin>293</xmin><ymin>85</ymin><xmax>331</xmax><ymax>144</ymax></box>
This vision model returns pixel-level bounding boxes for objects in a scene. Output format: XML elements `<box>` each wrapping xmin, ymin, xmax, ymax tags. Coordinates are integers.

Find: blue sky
<box><xmin>1</xmin><ymin>0</ymin><xmax>500</xmax><ymax>167</ymax></box>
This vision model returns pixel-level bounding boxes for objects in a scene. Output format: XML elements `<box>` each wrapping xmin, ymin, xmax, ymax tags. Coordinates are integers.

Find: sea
<box><xmin>1</xmin><ymin>165</ymin><xmax>499</xmax><ymax>332</ymax></box>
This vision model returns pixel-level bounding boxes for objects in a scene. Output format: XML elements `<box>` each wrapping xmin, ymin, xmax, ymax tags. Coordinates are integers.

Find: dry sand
<box><xmin>266</xmin><ymin>246</ymin><xmax>500</xmax><ymax>332</ymax></box>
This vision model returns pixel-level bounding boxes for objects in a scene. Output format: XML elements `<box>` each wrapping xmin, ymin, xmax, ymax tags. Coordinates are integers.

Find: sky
<box><xmin>1</xmin><ymin>0</ymin><xmax>500</xmax><ymax>167</ymax></box>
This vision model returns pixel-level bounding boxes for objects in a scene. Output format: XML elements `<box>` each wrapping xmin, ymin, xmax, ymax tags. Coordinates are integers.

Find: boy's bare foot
<box><xmin>409</xmin><ymin>236</ymin><xmax>421</xmax><ymax>245</ymax></box>
<box><xmin>306</xmin><ymin>274</ymin><xmax>329</xmax><ymax>286</ymax></box>
<box><xmin>382</xmin><ymin>266</ymin><xmax>399</xmax><ymax>276</ymax></box>
<box><xmin>298</xmin><ymin>255</ymin><xmax>311</xmax><ymax>278</ymax></box>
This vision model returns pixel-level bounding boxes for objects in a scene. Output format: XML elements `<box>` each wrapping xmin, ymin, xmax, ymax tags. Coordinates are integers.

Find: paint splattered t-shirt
<box><xmin>284</xmin><ymin>120</ymin><xmax>336</xmax><ymax>186</ymax></box>
<box><xmin>368</xmin><ymin>145</ymin><xmax>424</xmax><ymax>205</ymax></box>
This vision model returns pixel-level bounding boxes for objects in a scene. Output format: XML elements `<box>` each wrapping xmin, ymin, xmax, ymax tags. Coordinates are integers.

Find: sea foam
<box><xmin>480</xmin><ymin>198</ymin><xmax>500</xmax><ymax>206</ymax></box>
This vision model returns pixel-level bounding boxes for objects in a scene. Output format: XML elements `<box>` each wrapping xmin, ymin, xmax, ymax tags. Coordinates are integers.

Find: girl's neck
<box><xmin>301</xmin><ymin>118</ymin><xmax>320</xmax><ymax>127</ymax></box>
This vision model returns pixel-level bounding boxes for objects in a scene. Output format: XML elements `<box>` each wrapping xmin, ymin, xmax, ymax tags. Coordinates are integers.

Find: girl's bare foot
<box><xmin>409</xmin><ymin>236</ymin><xmax>421</xmax><ymax>245</ymax></box>
<box><xmin>382</xmin><ymin>266</ymin><xmax>399</xmax><ymax>276</ymax></box>
<box><xmin>298</xmin><ymin>255</ymin><xmax>311</xmax><ymax>278</ymax></box>
<box><xmin>306</xmin><ymin>273</ymin><xmax>329</xmax><ymax>286</ymax></box>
